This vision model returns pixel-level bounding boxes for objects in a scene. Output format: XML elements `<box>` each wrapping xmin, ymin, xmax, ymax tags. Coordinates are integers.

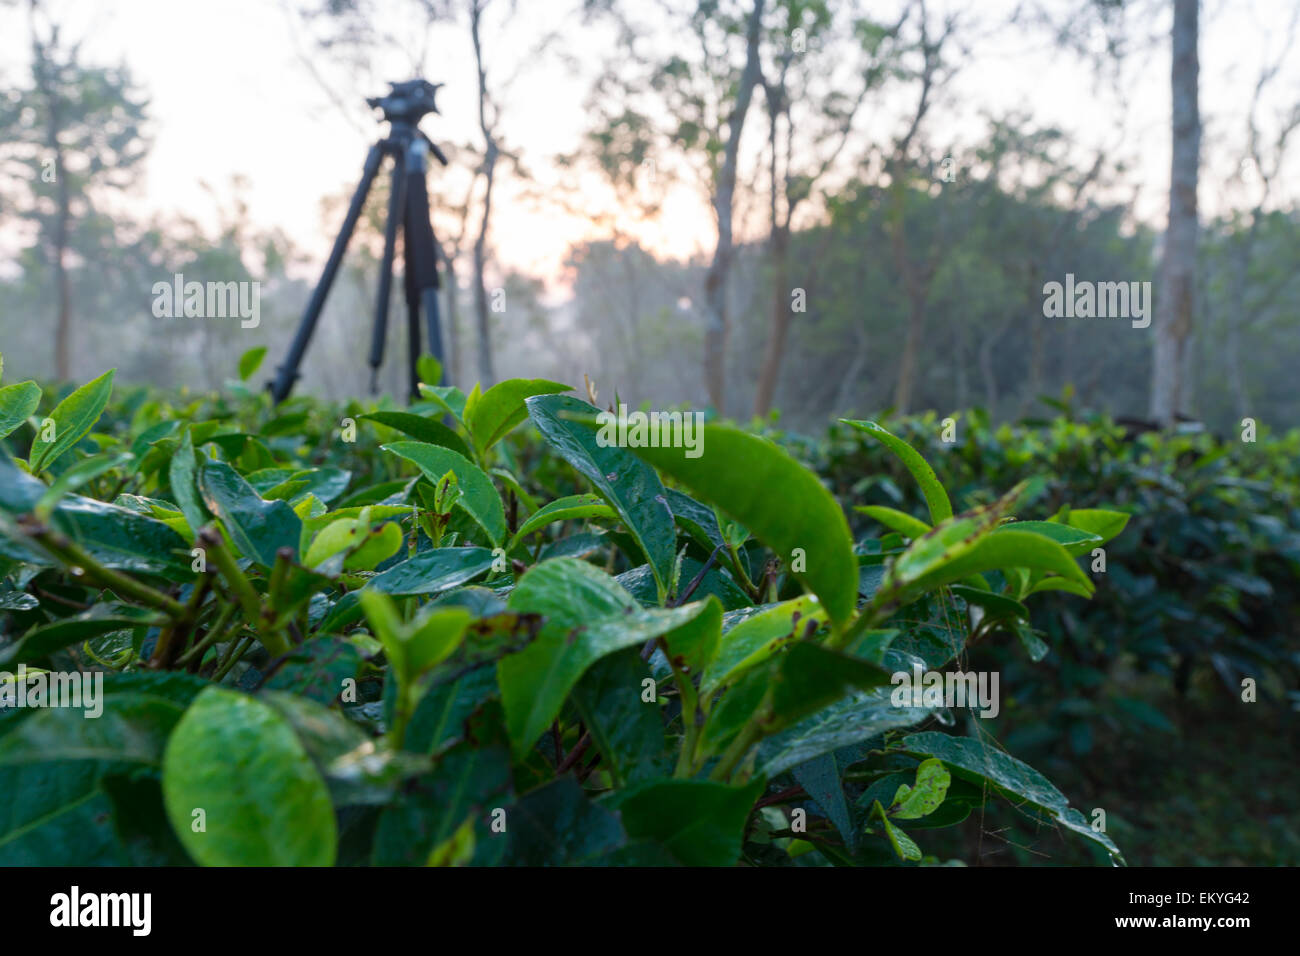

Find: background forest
<box><xmin>1</xmin><ymin>0</ymin><xmax>1297</xmax><ymax>433</ymax></box>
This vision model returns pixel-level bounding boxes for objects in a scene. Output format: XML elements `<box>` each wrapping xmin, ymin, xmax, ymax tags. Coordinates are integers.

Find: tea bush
<box><xmin>803</xmin><ymin>409</ymin><xmax>1300</xmax><ymax>757</ymax></box>
<box><xmin>0</xmin><ymin>351</ymin><xmax>1144</xmax><ymax>866</ymax></box>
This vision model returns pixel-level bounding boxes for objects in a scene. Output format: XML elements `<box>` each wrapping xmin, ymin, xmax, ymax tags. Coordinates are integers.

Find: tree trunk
<box><xmin>470</xmin><ymin>0</ymin><xmax>497</xmax><ymax>387</ymax></box>
<box><xmin>1150</xmin><ymin>0</ymin><xmax>1200</xmax><ymax>425</ymax></box>
<box><xmin>753</xmin><ymin>224</ymin><xmax>790</xmax><ymax>416</ymax></box>
<box><xmin>52</xmin><ymin>148</ymin><xmax>71</xmax><ymax>380</ymax></box>
<box><xmin>702</xmin><ymin>0</ymin><xmax>765</xmax><ymax>413</ymax></box>
<box><xmin>978</xmin><ymin>334</ymin><xmax>998</xmax><ymax>417</ymax></box>
<box><xmin>832</xmin><ymin>320</ymin><xmax>869</xmax><ymax>415</ymax></box>
<box><xmin>892</xmin><ymin>294</ymin><xmax>926</xmax><ymax>413</ymax></box>
<box><xmin>471</xmin><ymin>163</ymin><xmax>496</xmax><ymax>386</ymax></box>
<box><xmin>440</xmin><ymin>247</ymin><xmax>461</xmax><ymax>388</ymax></box>
<box><xmin>36</xmin><ymin>28</ymin><xmax>71</xmax><ymax>381</ymax></box>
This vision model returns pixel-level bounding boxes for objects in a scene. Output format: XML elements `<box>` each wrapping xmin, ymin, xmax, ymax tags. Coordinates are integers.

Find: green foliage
<box><xmin>28</xmin><ymin>369</ymin><xmax>115</xmax><ymax>474</ymax></box>
<box><xmin>162</xmin><ymin>688</ymin><xmax>337</xmax><ymax>866</ymax></box>
<box><xmin>0</xmin><ymin>381</ymin><xmax>42</xmax><ymax>441</ymax></box>
<box><xmin>0</xmin><ymin>364</ymin><xmax>1145</xmax><ymax>867</ymax></box>
<box><xmin>813</xmin><ymin>411</ymin><xmax>1300</xmax><ymax>756</ymax></box>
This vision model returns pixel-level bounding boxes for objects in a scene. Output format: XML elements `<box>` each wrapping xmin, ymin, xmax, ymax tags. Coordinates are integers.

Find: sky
<box><xmin>1</xmin><ymin>0</ymin><xmax>1297</xmax><ymax>296</ymax></box>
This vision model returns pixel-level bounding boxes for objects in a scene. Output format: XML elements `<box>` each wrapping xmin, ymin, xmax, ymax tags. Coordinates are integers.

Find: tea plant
<box><xmin>0</xmin><ymin>351</ymin><xmax>1127</xmax><ymax>866</ymax></box>
<box><xmin>809</xmin><ymin>408</ymin><xmax>1300</xmax><ymax>755</ymax></box>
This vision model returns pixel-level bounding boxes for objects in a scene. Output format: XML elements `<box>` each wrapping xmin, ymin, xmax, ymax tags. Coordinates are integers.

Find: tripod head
<box><xmin>367</xmin><ymin>79</ymin><xmax>443</xmax><ymax>127</ymax></box>
<box><xmin>367</xmin><ymin>79</ymin><xmax>449</xmax><ymax>166</ymax></box>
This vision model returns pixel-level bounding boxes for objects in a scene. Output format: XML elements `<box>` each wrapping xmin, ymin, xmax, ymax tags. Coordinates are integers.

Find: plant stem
<box><xmin>150</xmin><ymin>570</ymin><xmax>213</xmax><ymax>669</ymax></box>
<box><xmin>754</xmin><ymin>785</ymin><xmax>806</xmax><ymax>810</ymax></box>
<box><xmin>828</xmin><ymin>593</ymin><xmax>892</xmax><ymax>651</ymax></box>
<box><xmin>199</xmin><ymin>526</ymin><xmax>290</xmax><ymax>658</ymax></box>
<box><xmin>18</xmin><ymin>516</ymin><xmax>186</xmax><ymax>618</ymax></box>
<box><xmin>199</xmin><ymin>527</ymin><xmax>259</xmax><ymax>618</ymax></box>
<box><xmin>671</xmin><ymin>545</ymin><xmax>723</xmax><ymax>608</ymax></box>
<box><xmin>555</xmin><ymin>732</ymin><xmax>593</xmax><ymax>774</ymax></box>
<box><xmin>388</xmin><ymin>698</ymin><xmax>412</xmax><ymax>751</ymax></box>
<box><xmin>708</xmin><ymin>699</ymin><xmax>770</xmax><ymax>782</ymax></box>
<box><xmin>727</xmin><ymin>541</ymin><xmax>760</xmax><ymax>600</ymax></box>
<box><xmin>664</xmin><ymin>639</ymin><xmax>701</xmax><ymax>777</ymax></box>
<box><xmin>177</xmin><ymin>597</ymin><xmax>238</xmax><ymax>668</ymax></box>
<box><xmin>212</xmin><ymin>634</ymin><xmax>254</xmax><ymax>681</ymax></box>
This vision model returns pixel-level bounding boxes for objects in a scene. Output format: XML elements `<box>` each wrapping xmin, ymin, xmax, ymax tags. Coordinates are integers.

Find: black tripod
<box><xmin>270</xmin><ymin>79</ymin><xmax>449</xmax><ymax>403</ymax></box>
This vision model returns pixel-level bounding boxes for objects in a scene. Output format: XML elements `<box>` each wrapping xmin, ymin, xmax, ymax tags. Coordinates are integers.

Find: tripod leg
<box><xmin>270</xmin><ymin>142</ymin><xmax>383</xmax><ymax>403</ymax></box>
<box><xmin>369</xmin><ymin>156</ymin><xmax>408</xmax><ymax>394</ymax></box>
<box><xmin>403</xmin><ymin>218</ymin><xmax>422</xmax><ymax>403</ymax></box>
<box><xmin>402</xmin><ymin>140</ymin><xmax>445</xmax><ymax>395</ymax></box>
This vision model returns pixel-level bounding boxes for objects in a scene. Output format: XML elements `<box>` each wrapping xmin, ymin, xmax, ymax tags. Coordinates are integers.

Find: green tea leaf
<box><xmin>168</xmin><ymin>427</ymin><xmax>209</xmax><ymax>539</ymax></box>
<box><xmin>383</xmin><ymin>442</ymin><xmax>507</xmax><ymax>547</ymax></box>
<box><xmin>699</xmin><ymin>643</ymin><xmax>892</xmax><ymax>760</ymax></box>
<box><xmin>906</xmin><ymin>529</ymin><xmax>1093</xmax><ymax>597</ymax></box>
<box><xmin>607</xmin><ymin>778</ymin><xmax>764</xmax><ymax>866</ymax></box>
<box><xmin>841</xmin><ymin>420</ymin><xmax>953</xmax><ymax>523</ymax></box>
<box><xmin>898</xmin><ymin>731</ymin><xmax>1123</xmax><ymax>862</ymax></box>
<box><xmin>570</xmin><ymin>647</ymin><xmax>670</xmax><ymax>787</ymax></box>
<box><xmin>702</xmin><ymin>595</ymin><xmax>828</xmax><ymax>697</ymax></box>
<box><xmin>621</xmin><ymin>422</ymin><xmax>857</xmax><ymax>626</ymax></box>
<box><xmin>237</xmin><ymin>346</ymin><xmax>267</xmax><ymax>381</ymax></box>
<box><xmin>0</xmin><ymin>764</ymin><xmax>123</xmax><ymax>864</ymax></box>
<box><xmin>416</xmin><ymin>383</ymin><xmax>468</xmax><ymax>426</ymax></box>
<box><xmin>360</xmin><ymin>591</ymin><xmax>472</xmax><ymax>686</ymax></box>
<box><xmin>0</xmin><ymin>381</ymin><xmax>40</xmax><ymax>440</ymax></box>
<box><xmin>499</xmin><ymin>557</ymin><xmax>711</xmax><ymax>757</ymax></box>
<box><xmin>792</xmin><ymin>748</ymin><xmax>862</xmax><ymax>851</ymax></box>
<box><xmin>10</xmin><ymin>495</ymin><xmax>194</xmax><ymax>580</ymax></box>
<box><xmin>466</xmin><ymin>378</ymin><xmax>570</xmax><ymax>454</ymax></box>
<box><xmin>34</xmin><ymin>451</ymin><xmax>133</xmax><ymax>521</ymax></box>
<box><xmin>0</xmin><ymin>604</ymin><xmax>159</xmax><ymax>667</ymax></box>
<box><xmin>997</xmin><ymin>520</ymin><xmax>1103</xmax><ymax>557</ymax></box>
<box><xmin>0</xmin><ymin>690</ymin><xmax>186</xmax><ymax>766</ymax></box>
<box><xmin>365</xmin><ymin>546</ymin><xmax>497</xmax><ymax>597</ymax></box>
<box><xmin>361</xmin><ymin>411</ymin><xmax>472</xmax><ymax>460</ymax></box>
<box><xmin>891</xmin><ymin>757</ymin><xmax>951</xmax><ymax>819</ymax></box>
<box><xmin>870</xmin><ymin>799</ymin><xmax>922</xmax><ymax>861</ymax></box>
<box><xmin>757</xmin><ymin>687</ymin><xmax>934</xmax><ymax>778</ymax></box>
<box><xmin>508</xmin><ymin>493</ymin><xmax>616</xmax><ymax>548</ymax></box>
<box><xmin>855</xmin><ymin>504</ymin><xmax>931</xmax><ymax>539</ymax></box>
<box><xmin>1064</xmin><ymin>508</ymin><xmax>1130</xmax><ymax>545</ymax></box>
<box><xmin>162</xmin><ymin>687</ymin><xmax>337</xmax><ymax>866</ymax></box>
<box><xmin>29</xmin><ymin>369</ymin><xmax>115</xmax><ymax>474</ymax></box>
<box><xmin>526</xmin><ymin>395</ymin><xmax>676</xmax><ymax>603</ymax></box>
<box><xmin>199</xmin><ymin>458</ymin><xmax>303</xmax><ymax>566</ymax></box>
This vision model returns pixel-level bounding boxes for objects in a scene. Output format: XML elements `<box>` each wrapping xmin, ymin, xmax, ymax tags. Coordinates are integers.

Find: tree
<box><xmin>0</xmin><ymin>0</ymin><xmax>149</xmax><ymax>379</ymax></box>
<box><xmin>582</xmin><ymin>0</ymin><xmax>768</xmax><ymax>414</ymax></box>
<box><xmin>751</xmin><ymin>2</ymin><xmax>908</xmax><ymax>417</ymax></box>
<box><xmin>702</xmin><ymin>0</ymin><xmax>766</xmax><ymax>414</ymax></box>
<box><xmin>880</xmin><ymin>0</ymin><xmax>961</xmax><ymax>414</ymax></box>
<box><xmin>1214</xmin><ymin>11</ymin><xmax>1299</xmax><ymax>420</ymax></box>
<box><xmin>469</xmin><ymin>0</ymin><xmax>501</xmax><ymax>386</ymax></box>
<box><xmin>1149</xmin><ymin>0</ymin><xmax>1199</xmax><ymax>424</ymax></box>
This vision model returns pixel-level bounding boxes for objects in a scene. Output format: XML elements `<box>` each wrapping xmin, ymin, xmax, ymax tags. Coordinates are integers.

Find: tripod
<box><xmin>270</xmin><ymin>79</ymin><xmax>449</xmax><ymax>403</ymax></box>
